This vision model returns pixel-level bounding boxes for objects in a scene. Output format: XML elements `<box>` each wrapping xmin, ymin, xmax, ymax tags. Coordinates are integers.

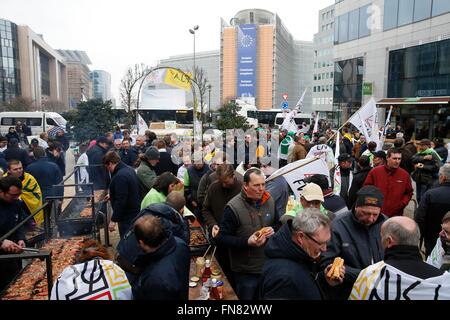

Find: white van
<box><xmin>274</xmin><ymin>112</ymin><xmax>312</xmax><ymax>131</ymax></box>
<box><xmin>0</xmin><ymin>111</ymin><xmax>67</xmax><ymax>136</ymax></box>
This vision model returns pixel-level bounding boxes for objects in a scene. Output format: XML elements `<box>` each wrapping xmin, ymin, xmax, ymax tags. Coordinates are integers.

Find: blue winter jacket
<box><xmin>132</xmin><ymin>232</ymin><xmax>190</xmax><ymax>300</ymax></box>
<box><xmin>116</xmin><ymin>202</ymin><xmax>190</xmax><ymax>284</ymax></box>
<box><xmin>319</xmin><ymin>209</ymin><xmax>387</xmax><ymax>299</ymax></box>
<box><xmin>259</xmin><ymin>220</ymin><xmax>326</xmax><ymax>300</ymax></box>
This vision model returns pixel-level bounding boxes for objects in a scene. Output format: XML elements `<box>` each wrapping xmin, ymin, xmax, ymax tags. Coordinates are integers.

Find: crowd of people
<box><xmin>1</xmin><ymin>119</ymin><xmax>450</xmax><ymax>300</ymax></box>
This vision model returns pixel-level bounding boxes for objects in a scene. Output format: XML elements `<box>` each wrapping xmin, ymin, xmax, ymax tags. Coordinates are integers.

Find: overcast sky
<box><xmin>0</xmin><ymin>0</ymin><xmax>334</xmax><ymax>103</ymax></box>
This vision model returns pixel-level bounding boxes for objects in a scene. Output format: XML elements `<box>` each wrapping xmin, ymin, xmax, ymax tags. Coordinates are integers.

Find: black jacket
<box><xmin>55</xmin><ymin>135</ymin><xmax>70</xmax><ymax>151</ymax></box>
<box><xmin>45</xmin><ymin>148</ymin><xmax>65</xmax><ymax>176</ymax></box>
<box><xmin>4</xmin><ymin>146</ymin><xmax>31</xmax><ymax>169</ymax></box>
<box><xmin>25</xmin><ymin>157</ymin><xmax>64</xmax><ymax>200</ymax></box>
<box><xmin>86</xmin><ymin>144</ymin><xmax>109</xmax><ymax>190</ymax></box>
<box><xmin>411</xmin><ymin>152</ymin><xmax>440</xmax><ymax>185</ymax></box>
<box><xmin>348</xmin><ymin>166</ymin><xmax>372</xmax><ymax>208</ymax></box>
<box><xmin>154</xmin><ymin>150</ymin><xmax>179</xmax><ymax>176</ymax></box>
<box><xmin>109</xmin><ymin>162</ymin><xmax>141</xmax><ymax>223</ymax></box>
<box><xmin>132</xmin><ymin>232</ymin><xmax>190</xmax><ymax>300</ymax></box>
<box><xmin>415</xmin><ymin>182</ymin><xmax>450</xmax><ymax>256</ymax></box>
<box><xmin>0</xmin><ymin>198</ymin><xmax>26</xmax><ymax>244</ymax></box>
<box><xmin>119</xmin><ymin>148</ymin><xmax>138</xmax><ymax>167</ymax></box>
<box><xmin>320</xmin><ymin>209</ymin><xmax>387</xmax><ymax>299</ymax></box>
<box><xmin>384</xmin><ymin>245</ymin><xmax>444</xmax><ymax>279</ymax></box>
<box><xmin>259</xmin><ymin>221</ymin><xmax>327</xmax><ymax>300</ymax></box>
<box><xmin>116</xmin><ymin>202</ymin><xmax>190</xmax><ymax>285</ymax></box>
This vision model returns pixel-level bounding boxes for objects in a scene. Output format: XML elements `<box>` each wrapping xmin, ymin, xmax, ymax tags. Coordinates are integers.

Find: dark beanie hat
<box><xmin>144</xmin><ymin>147</ymin><xmax>160</xmax><ymax>160</ymax></box>
<box><xmin>355</xmin><ymin>185</ymin><xmax>384</xmax><ymax>208</ymax></box>
<box><xmin>97</xmin><ymin>136</ymin><xmax>109</xmax><ymax>144</ymax></box>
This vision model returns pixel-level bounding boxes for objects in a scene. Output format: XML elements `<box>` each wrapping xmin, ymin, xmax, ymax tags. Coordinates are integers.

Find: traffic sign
<box><xmin>282</xmin><ymin>93</ymin><xmax>288</xmax><ymax>100</ymax></box>
<box><xmin>282</xmin><ymin>101</ymin><xmax>289</xmax><ymax>109</ymax></box>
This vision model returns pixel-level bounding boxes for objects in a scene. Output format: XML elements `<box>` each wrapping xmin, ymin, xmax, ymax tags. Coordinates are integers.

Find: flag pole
<box><xmin>266</xmin><ymin>156</ymin><xmax>321</xmax><ymax>182</ymax></box>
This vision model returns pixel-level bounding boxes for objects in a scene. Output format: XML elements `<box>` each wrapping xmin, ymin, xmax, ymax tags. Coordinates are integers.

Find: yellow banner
<box><xmin>164</xmin><ymin>68</ymin><xmax>192</xmax><ymax>90</ymax></box>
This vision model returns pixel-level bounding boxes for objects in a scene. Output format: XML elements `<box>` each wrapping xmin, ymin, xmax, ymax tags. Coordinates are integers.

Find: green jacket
<box><xmin>140</xmin><ymin>188</ymin><xmax>195</xmax><ymax>218</ymax></box>
<box><xmin>136</xmin><ymin>161</ymin><xmax>157</xmax><ymax>199</ymax></box>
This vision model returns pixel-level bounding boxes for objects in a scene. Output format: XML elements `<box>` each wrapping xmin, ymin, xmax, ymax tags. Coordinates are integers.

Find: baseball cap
<box><xmin>301</xmin><ymin>183</ymin><xmax>324</xmax><ymax>202</ymax></box>
<box><xmin>337</xmin><ymin>153</ymin><xmax>353</xmax><ymax>162</ymax></box>
<box><xmin>31</xmin><ymin>138</ymin><xmax>39</xmax><ymax>145</ymax></box>
<box><xmin>355</xmin><ymin>185</ymin><xmax>384</xmax><ymax>208</ymax></box>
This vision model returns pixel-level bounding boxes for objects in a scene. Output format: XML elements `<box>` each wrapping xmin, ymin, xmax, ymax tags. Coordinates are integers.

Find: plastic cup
<box><xmin>196</xmin><ymin>257</ymin><xmax>206</xmax><ymax>277</ymax></box>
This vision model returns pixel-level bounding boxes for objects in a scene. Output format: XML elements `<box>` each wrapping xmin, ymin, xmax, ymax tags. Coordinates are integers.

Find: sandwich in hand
<box><xmin>327</xmin><ymin>257</ymin><xmax>344</xmax><ymax>280</ymax></box>
<box><xmin>254</xmin><ymin>227</ymin><xmax>272</xmax><ymax>241</ymax></box>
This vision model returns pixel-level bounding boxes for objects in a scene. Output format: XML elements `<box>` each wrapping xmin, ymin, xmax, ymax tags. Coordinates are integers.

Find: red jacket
<box><xmin>363</xmin><ymin>165</ymin><xmax>413</xmax><ymax>217</ymax></box>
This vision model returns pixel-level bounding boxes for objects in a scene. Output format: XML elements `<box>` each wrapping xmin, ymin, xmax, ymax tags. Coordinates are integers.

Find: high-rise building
<box><xmin>0</xmin><ymin>19</ymin><xmax>20</xmax><ymax>103</ymax></box>
<box><xmin>57</xmin><ymin>50</ymin><xmax>92</xmax><ymax>108</ymax></box>
<box><xmin>312</xmin><ymin>5</ymin><xmax>335</xmax><ymax>121</ymax></box>
<box><xmin>0</xmin><ymin>19</ymin><xmax>68</xmax><ymax>111</ymax></box>
<box><xmin>90</xmin><ymin>70</ymin><xmax>112</xmax><ymax>102</ymax></box>
<box><xmin>221</xmin><ymin>9</ymin><xmax>313</xmax><ymax>112</ymax></box>
<box><xmin>158</xmin><ymin>50</ymin><xmax>220</xmax><ymax>110</ymax></box>
<box><xmin>332</xmin><ymin>0</ymin><xmax>450</xmax><ymax>139</ymax></box>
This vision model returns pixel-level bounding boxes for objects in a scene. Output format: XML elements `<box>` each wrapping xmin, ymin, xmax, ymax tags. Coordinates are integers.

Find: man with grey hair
<box><xmin>259</xmin><ymin>208</ymin><xmax>344</xmax><ymax>300</ymax></box>
<box><xmin>415</xmin><ymin>163</ymin><xmax>450</xmax><ymax>257</ymax></box>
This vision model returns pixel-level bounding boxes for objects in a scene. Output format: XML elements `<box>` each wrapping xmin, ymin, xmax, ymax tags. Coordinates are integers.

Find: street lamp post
<box><xmin>207</xmin><ymin>84</ymin><xmax>212</xmax><ymax>124</ymax></box>
<box><xmin>189</xmin><ymin>25</ymin><xmax>202</xmax><ymax>137</ymax></box>
<box><xmin>189</xmin><ymin>25</ymin><xmax>199</xmax><ymax>75</ymax></box>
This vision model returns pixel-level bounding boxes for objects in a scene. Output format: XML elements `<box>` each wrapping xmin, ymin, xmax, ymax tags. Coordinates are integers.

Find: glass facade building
<box><xmin>388</xmin><ymin>38</ymin><xmax>450</xmax><ymax>98</ymax></box>
<box><xmin>384</xmin><ymin>0</ymin><xmax>450</xmax><ymax>31</ymax></box>
<box><xmin>334</xmin><ymin>4</ymin><xmax>371</xmax><ymax>45</ymax></box>
<box><xmin>0</xmin><ymin>19</ymin><xmax>20</xmax><ymax>103</ymax></box>
<box><xmin>333</xmin><ymin>57</ymin><xmax>364</xmax><ymax>121</ymax></box>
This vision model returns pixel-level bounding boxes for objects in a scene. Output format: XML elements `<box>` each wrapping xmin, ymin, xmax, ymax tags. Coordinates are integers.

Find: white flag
<box><xmin>379</xmin><ymin>105</ymin><xmax>394</xmax><ymax>151</ymax></box>
<box><xmin>137</xmin><ymin>113</ymin><xmax>148</xmax><ymax>135</ymax></box>
<box><xmin>313</xmin><ymin>112</ymin><xmax>320</xmax><ymax>133</ymax></box>
<box><xmin>350</xmin><ymin>261</ymin><xmax>450</xmax><ymax>300</ymax></box>
<box><xmin>295</xmin><ymin>88</ymin><xmax>307</xmax><ymax>109</ymax></box>
<box><xmin>267</xmin><ymin>157</ymin><xmax>330</xmax><ymax>200</ymax></box>
<box><xmin>348</xmin><ymin>98</ymin><xmax>377</xmax><ymax>138</ymax></box>
<box><xmin>333</xmin><ymin>131</ymin><xmax>341</xmax><ymax>195</ymax></box>
<box><xmin>306</xmin><ymin>143</ymin><xmax>335</xmax><ymax>170</ymax></box>
<box><xmin>281</xmin><ymin>110</ymin><xmax>298</xmax><ymax>132</ymax></box>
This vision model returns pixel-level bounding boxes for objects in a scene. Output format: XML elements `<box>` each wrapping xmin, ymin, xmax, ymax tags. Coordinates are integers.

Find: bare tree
<box><xmin>119</xmin><ymin>63</ymin><xmax>150</xmax><ymax>114</ymax></box>
<box><xmin>43</xmin><ymin>99</ymin><xmax>67</xmax><ymax>113</ymax></box>
<box><xmin>0</xmin><ymin>96</ymin><xmax>36</xmax><ymax>112</ymax></box>
<box><xmin>192</xmin><ymin>66</ymin><xmax>209</xmax><ymax>123</ymax></box>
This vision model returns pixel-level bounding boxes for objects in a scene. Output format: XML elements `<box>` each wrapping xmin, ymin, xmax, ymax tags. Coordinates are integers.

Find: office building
<box><xmin>332</xmin><ymin>0</ymin><xmax>450</xmax><ymax>139</ymax></box>
<box><xmin>57</xmin><ymin>50</ymin><xmax>92</xmax><ymax>108</ymax></box>
<box><xmin>221</xmin><ymin>9</ymin><xmax>313</xmax><ymax>112</ymax></box>
<box><xmin>312</xmin><ymin>5</ymin><xmax>335</xmax><ymax>121</ymax></box>
<box><xmin>90</xmin><ymin>70</ymin><xmax>112</xmax><ymax>102</ymax></box>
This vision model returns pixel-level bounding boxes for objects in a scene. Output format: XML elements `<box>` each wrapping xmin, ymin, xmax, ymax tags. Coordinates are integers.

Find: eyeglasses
<box><xmin>304</xmin><ymin>232</ymin><xmax>328</xmax><ymax>248</ymax></box>
<box><xmin>441</xmin><ymin>225</ymin><xmax>450</xmax><ymax>238</ymax></box>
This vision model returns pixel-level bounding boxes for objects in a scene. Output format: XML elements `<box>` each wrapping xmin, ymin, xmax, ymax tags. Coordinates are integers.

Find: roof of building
<box><xmin>56</xmin><ymin>50</ymin><xmax>92</xmax><ymax>65</ymax></box>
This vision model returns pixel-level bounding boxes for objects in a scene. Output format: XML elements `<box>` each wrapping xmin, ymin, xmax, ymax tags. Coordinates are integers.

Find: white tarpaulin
<box><xmin>267</xmin><ymin>157</ymin><xmax>330</xmax><ymax>200</ymax></box>
<box><xmin>138</xmin><ymin>88</ymin><xmax>186</xmax><ymax>110</ymax></box>
<box><xmin>350</xmin><ymin>261</ymin><xmax>450</xmax><ymax>300</ymax></box>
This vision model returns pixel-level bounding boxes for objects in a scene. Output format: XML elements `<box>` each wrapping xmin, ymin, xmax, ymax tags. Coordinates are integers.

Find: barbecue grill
<box><xmin>189</xmin><ymin>225</ymin><xmax>210</xmax><ymax>257</ymax></box>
